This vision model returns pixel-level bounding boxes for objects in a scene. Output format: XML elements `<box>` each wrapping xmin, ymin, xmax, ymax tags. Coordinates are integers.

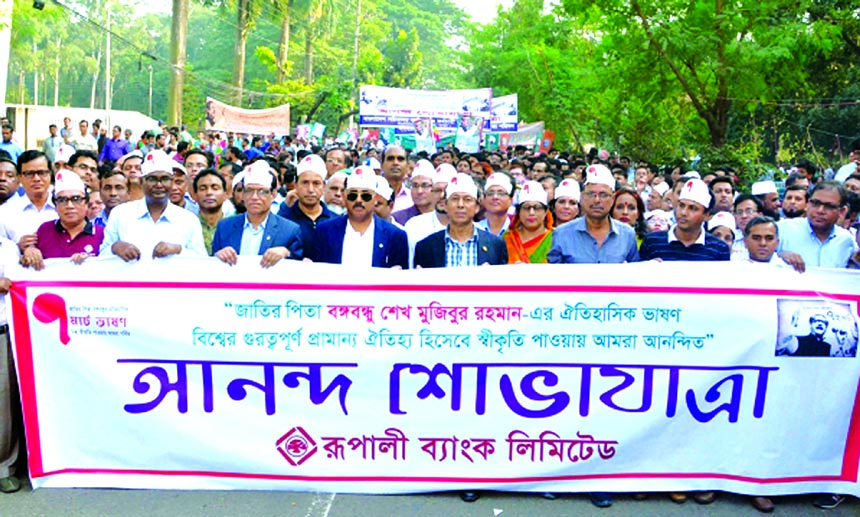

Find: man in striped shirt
<box><xmin>640</xmin><ymin>178</ymin><xmax>730</xmax><ymax>262</ymax></box>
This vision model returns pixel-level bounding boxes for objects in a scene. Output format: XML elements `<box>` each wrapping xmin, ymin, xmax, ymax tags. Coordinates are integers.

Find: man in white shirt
<box><xmin>101</xmin><ymin>150</ymin><xmax>206</xmax><ymax>260</ymax></box>
<box><xmin>405</xmin><ymin>163</ymin><xmax>456</xmax><ymax>267</ymax></box>
<box><xmin>0</xmin><ymin>150</ymin><xmax>57</xmax><ymax>249</ymax></box>
<box><xmin>69</xmin><ymin>120</ymin><xmax>98</xmax><ymax>152</ymax></box>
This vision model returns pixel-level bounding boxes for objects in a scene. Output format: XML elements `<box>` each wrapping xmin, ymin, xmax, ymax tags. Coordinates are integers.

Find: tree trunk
<box><xmin>90</xmin><ymin>48</ymin><xmax>101</xmax><ymax>109</ymax></box>
<box><xmin>232</xmin><ymin>0</ymin><xmax>250</xmax><ymax>105</ymax></box>
<box><xmin>304</xmin><ymin>31</ymin><xmax>314</xmax><ymax>84</ymax></box>
<box><xmin>304</xmin><ymin>91</ymin><xmax>328</xmax><ymax>122</ymax></box>
<box><xmin>276</xmin><ymin>2</ymin><xmax>290</xmax><ymax>83</ymax></box>
<box><xmin>167</xmin><ymin>0</ymin><xmax>189</xmax><ymax>126</ymax></box>
<box><xmin>54</xmin><ymin>37</ymin><xmax>60</xmax><ymax>106</ymax></box>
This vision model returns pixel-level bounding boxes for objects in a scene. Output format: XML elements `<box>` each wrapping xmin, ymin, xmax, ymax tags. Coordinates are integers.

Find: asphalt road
<box><xmin>2</xmin><ymin>481</ymin><xmax>857</xmax><ymax>517</ymax></box>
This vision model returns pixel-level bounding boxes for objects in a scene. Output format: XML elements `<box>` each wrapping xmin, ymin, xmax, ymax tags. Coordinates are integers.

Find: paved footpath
<box><xmin>2</xmin><ymin>482</ymin><xmax>857</xmax><ymax>517</ymax></box>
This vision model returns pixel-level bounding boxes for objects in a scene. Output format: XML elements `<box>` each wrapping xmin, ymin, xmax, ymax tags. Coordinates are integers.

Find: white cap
<box><xmin>434</xmin><ymin>163</ymin><xmax>457</xmax><ymax>185</ymax></box>
<box><xmin>652</xmin><ymin>182</ymin><xmax>670</xmax><ymax>197</ymax></box>
<box><xmin>346</xmin><ymin>166</ymin><xmax>378</xmax><ymax>191</ymax></box>
<box><xmin>554</xmin><ymin>178</ymin><xmax>581</xmax><ymax>202</ymax></box>
<box><xmin>445</xmin><ymin>173</ymin><xmax>478</xmax><ymax>199</ymax></box>
<box><xmin>678</xmin><ymin>178</ymin><xmax>712</xmax><ymax>208</ymax></box>
<box><xmin>518</xmin><ymin>180</ymin><xmax>548</xmax><ymax>205</ymax></box>
<box><xmin>485</xmin><ymin>172</ymin><xmax>513</xmax><ymax>194</ymax></box>
<box><xmin>54</xmin><ymin>144</ymin><xmax>76</xmax><ymax>165</ymax></box>
<box><xmin>363</xmin><ymin>157</ymin><xmax>382</xmax><ymax>170</ymax></box>
<box><xmin>297</xmin><ymin>154</ymin><xmax>326</xmax><ymax>179</ymax></box>
<box><xmin>645</xmin><ymin>209</ymin><xmax>670</xmax><ymax>221</ymax></box>
<box><xmin>374</xmin><ymin>175</ymin><xmax>393</xmax><ymax>201</ymax></box>
<box><xmin>119</xmin><ymin>149</ymin><xmax>143</xmax><ymax>167</ymax></box>
<box><xmin>584</xmin><ymin>164</ymin><xmax>615</xmax><ymax>190</ymax></box>
<box><xmin>328</xmin><ymin>169</ymin><xmax>348</xmax><ymax>185</ymax></box>
<box><xmin>54</xmin><ymin>170</ymin><xmax>87</xmax><ymax>195</ymax></box>
<box><xmin>242</xmin><ymin>160</ymin><xmax>274</xmax><ymax>187</ymax></box>
<box><xmin>232</xmin><ymin>170</ymin><xmax>246</xmax><ymax>189</ymax></box>
<box><xmin>682</xmin><ymin>171</ymin><xmax>701</xmax><ymax>180</ymax></box>
<box><xmin>141</xmin><ymin>150</ymin><xmax>175</xmax><ymax>177</ymax></box>
<box><xmin>751</xmin><ymin>180</ymin><xmax>777</xmax><ymax>196</ymax></box>
<box><xmin>172</xmin><ymin>162</ymin><xmax>187</xmax><ymax>176</ymax></box>
<box><xmin>411</xmin><ymin>159</ymin><xmax>435</xmax><ymax>180</ymax></box>
<box><xmin>708</xmin><ymin>211</ymin><xmax>737</xmax><ymax>232</ymax></box>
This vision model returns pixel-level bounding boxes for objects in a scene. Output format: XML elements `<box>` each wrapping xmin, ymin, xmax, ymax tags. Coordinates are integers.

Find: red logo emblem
<box><xmin>276</xmin><ymin>426</ymin><xmax>317</xmax><ymax>466</ymax></box>
<box><xmin>686</xmin><ymin>180</ymin><xmax>694</xmax><ymax>189</ymax></box>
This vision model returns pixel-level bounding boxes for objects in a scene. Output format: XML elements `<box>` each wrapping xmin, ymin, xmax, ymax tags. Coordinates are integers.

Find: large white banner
<box><xmin>9</xmin><ymin>259</ymin><xmax>860</xmax><ymax>495</ymax></box>
<box><xmin>359</xmin><ymin>85</ymin><xmax>492</xmax><ymax>134</ymax></box>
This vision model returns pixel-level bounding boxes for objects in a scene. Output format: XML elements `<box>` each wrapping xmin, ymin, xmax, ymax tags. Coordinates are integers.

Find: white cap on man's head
<box><xmin>297</xmin><ymin>154</ymin><xmax>326</xmax><ymax>178</ymax></box>
<box><xmin>584</xmin><ymin>164</ymin><xmax>615</xmax><ymax>189</ymax></box>
<box><xmin>434</xmin><ymin>163</ymin><xmax>457</xmax><ymax>185</ymax></box>
<box><xmin>518</xmin><ymin>181</ymin><xmax>548</xmax><ymax>205</ymax></box>
<box><xmin>54</xmin><ymin>145</ymin><xmax>75</xmax><ymax>165</ymax></box>
<box><xmin>751</xmin><ymin>180</ymin><xmax>777</xmax><ymax>196</ymax></box>
<box><xmin>485</xmin><ymin>172</ymin><xmax>512</xmax><ymax>194</ymax></box>
<box><xmin>242</xmin><ymin>160</ymin><xmax>274</xmax><ymax>187</ymax></box>
<box><xmin>411</xmin><ymin>159</ymin><xmax>435</xmax><ymax>180</ymax></box>
<box><xmin>554</xmin><ymin>179</ymin><xmax>581</xmax><ymax>202</ymax></box>
<box><xmin>54</xmin><ymin>170</ymin><xmax>86</xmax><ymax>195</ymax></box>
<box><xmin>375</xmin><ymin>175</ymin><xmax>393</xmax><ymax>201</ymax></box>
<box><xmin>708</xmin><ymin>211</ymin><xmax>737</xmax><ymax>232</ymax></box>
<box><xmin>678</xmin><ymin>178</ymin><xmax>712</xmax><ymax>208</ymax></box>
<box><xmin>363</xmin><ymin>157</ymin><xmax>382</xmax><ymax>170</ymax></box>
<box><xmin>346</xmin><ymin>166</ymin><xmax>378</xmax><ymax>191</ymax></box>
<box><xmin>652</xmin><ymin>182</ymin><xmax>670</xmax><ymax>197</ymax></box>
<box><xmin>141</xmin><ymin>150</ymin><xmax>175</xmax><ymax>177</ymax></box>
<box><xmin>446</xmin><ymin>173</ymin><xmax>478</xmax><ymax>199</ymax></box>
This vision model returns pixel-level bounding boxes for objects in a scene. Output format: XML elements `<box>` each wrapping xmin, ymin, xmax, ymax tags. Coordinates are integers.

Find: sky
<box><xmin>453</xmin><ymin>0</ymin><xmax>513</xmax><ymax>24</ymax></box>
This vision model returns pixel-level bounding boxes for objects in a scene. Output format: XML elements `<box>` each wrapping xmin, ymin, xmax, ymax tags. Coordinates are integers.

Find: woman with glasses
<box><xmin>503</xmin><ymin>181</ymin><xmax>554</xmax><ymax>264</ymax></box>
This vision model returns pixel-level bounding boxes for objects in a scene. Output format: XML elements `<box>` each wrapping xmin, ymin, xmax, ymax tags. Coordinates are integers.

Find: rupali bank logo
<box><xmin>276</xmin><ymin>426</ymin><xmax>317</xmax><ymax>466</ymax></box>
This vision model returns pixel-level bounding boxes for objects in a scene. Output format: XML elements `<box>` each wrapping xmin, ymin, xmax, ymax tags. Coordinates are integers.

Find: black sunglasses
<box><xmin>346</xmin><ymin>191</ymin><xmax>374</xmax><ymax>203</ymax></box>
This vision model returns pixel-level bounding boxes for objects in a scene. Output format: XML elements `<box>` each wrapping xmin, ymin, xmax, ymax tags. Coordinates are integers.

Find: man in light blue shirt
<box><xmin>548</xmin><ymin>164</ymin><xmax>639</xmax><ymax>265</ymax></box>
<box><xmin>777</xmin><ymin>181</ymin><xmax>858</xmax><ymax>269</ymax></box>
<box><xmin>0</xmin><ymin>125</ymin><xmax>22</xmax><ymax>163</ymax></box>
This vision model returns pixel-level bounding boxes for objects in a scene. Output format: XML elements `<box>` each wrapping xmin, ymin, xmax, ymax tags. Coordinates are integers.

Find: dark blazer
<box><xmin>414</xmin><ymin>227</ymin><xmax>508</xmax><ymax>268</ymax></box>
<box><xmin>314</xmin><ymin>215</ymin><xmax>409</xmax><ymax>269</ymax></box>
<box><xmin>211</xmin><ymin>213</ymin><xmax>303</xmax><ymax>259</ymax></box>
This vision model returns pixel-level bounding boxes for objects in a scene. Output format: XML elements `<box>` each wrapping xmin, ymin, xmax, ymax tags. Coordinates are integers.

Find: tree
<box><xmin>382</xmin><ymin>28</ymin><xmax>422</xmax><ymax>88</ymax></box>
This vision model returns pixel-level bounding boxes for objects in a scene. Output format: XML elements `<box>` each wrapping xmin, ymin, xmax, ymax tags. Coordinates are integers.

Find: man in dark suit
<box><xmin>791</xmin><ymin>314</ymin><xmax>832</xmax><ymax>357</ymax></box>
<box><xmin>414</xmin><ymin>172</ymin><xmax>507</xmax><ymax>268</ymax></box>
<box><xmin>212</xmin><ymin>160</ymin><xmax>303</xmax><ymax>267</ymax></box>
<box><xmin>313</xmin><ymin>166</ymin><xmax>408</xmax><ymax>269</ymax></box>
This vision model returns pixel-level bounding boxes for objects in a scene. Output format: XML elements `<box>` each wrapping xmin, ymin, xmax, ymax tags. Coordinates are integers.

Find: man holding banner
<box><xmin>0</xmin><ymin>237</ymin><xmax>19</xmax><ymax>493</ymax></box>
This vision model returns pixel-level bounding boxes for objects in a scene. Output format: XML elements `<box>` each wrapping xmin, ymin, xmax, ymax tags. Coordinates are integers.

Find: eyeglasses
<box><xmin>243</xmin><ymin>187</ymin><xmax>272</xmax><ymax>197</ymax></box>
<box><xmin>485</xmin><ymin>191</ymin><xmax>510</xmax><ymax>199</ymax></box>
<box><xmin>809</xmin><ymin>199</ymin><xmax>841</xmax><ymax>211</ymax></box>
<box><xmin>21</xmin><ymin>170</ymin><xmax>51</xmax><ymax>179</ymax></box>
<box><xmin>346</xmin><ymin>191</ymin><xmax>374</xmax><ymax>202</ymax></box>
<box><xmin>582</xmin><ymin>191</ymin><xmax>612</xmax><ymax>200</ymax></box>
<box><xmin>734</xmin><ymin>208</ymin><xmax>759</xmax><ymax>216</ymax></box>
<box><xmin>520</xmin><ymin>204</ymin><xmax>547</xmax><ymax>212</ymax></box>
<box><xmin>55</xmin><ymin>195</ymin><xmax>86</xmax><ymax>205</ymax></box>
<box><xmin>144</xmin><ymin>175</ymin><xmax>174</xmax><ymax>185</ymax></box>
<box><xmin>411</xmin><ymin>182</ymin><xmax>433</xmax><ymax>191</ymax></box>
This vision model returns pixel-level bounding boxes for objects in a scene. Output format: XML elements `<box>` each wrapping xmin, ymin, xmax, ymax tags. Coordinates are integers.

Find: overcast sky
<box><xmin>453</xmin><ymin>0</ymin><xmax>513</xmax><ymax>24</ymax></box>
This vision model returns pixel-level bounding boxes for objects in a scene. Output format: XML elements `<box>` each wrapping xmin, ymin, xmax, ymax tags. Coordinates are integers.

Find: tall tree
<box><xmin>168</xmin><ymin>0</ymin><xmax>189</xmax><ymax>125</ymax></box>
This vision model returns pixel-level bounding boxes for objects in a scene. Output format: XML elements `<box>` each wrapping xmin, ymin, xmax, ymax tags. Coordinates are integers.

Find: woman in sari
<box><xmin>503</xmin><ymin>181</ymin><xmax>554</xmax><ymax>263</ymax></box>
<box><xmin>611</xmin><ymin>186</ymin><xmax>648</xmax><ymax>247</ymax></box>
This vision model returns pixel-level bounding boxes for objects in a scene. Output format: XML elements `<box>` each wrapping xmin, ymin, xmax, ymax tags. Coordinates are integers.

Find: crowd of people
<box><xmin>0</xmin><ymin>119</ymin><xmax>859</xmax><ymax>511</ymax></box>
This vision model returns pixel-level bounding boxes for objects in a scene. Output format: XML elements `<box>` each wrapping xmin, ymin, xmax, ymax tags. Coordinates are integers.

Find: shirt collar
<box><xmin>53</xmin><ymin>218</ymin><xmax>95</xmax><ymax>235</ymax></box>
<box><xmin>346</xmin><ymin>216</ymin><xmax>374</xmax><ymax>235</ymax></box>
<box><xmin>445</xmin><ymin>224</ymin><xmax>479</xmax><ymax>244</ymax></box>
<box><xmin>668</xmin><ymin>224</ymin><xmax>705</xmax><ymax>245</ymax></box>
<box><xmin>135</xmin><ymin>199</ymin><xmax>176</xmax><ymax>222</ymax></box>
<box><xmin>805</xmin><ymin>218</ymin><xmax>836</xmax><ymax>242</ymax></box>
<box><xmin>244</xmin><ymin>213</ymin><xmax>269</xmax><ymax>230</ymax></box>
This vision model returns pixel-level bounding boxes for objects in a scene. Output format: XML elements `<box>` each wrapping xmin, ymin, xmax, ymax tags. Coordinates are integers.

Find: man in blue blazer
<box><xmin>313</xmin><ymin>166</ymin><xmax>409</xmax><ymax>269</ymax></box>
<box><xmin>212</xmin><ymin>160</ymin><xmax>303</xmax><ymax>267</ymax></box>
<box><xmin>414</xmin><ymin>173</ymin><xmax>507</xmax><ymax>268</ymax></box>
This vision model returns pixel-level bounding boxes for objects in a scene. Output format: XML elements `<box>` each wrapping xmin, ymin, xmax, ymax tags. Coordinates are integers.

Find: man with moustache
<box><xmin>405</xmin><ymin>163</ymin><xmax>457</xmax><ymax>267</ymax></box>
<box><xmin>382</xmin><ymin>145</ymin><xmax>412</xmax><ymax>212</ymax></box>
<box><xmin>101</xmin><ymin>150</ymin><xmax>206</xmax><ymax>260</ymax></box>
<box><xmin>392</xmin><ymin>159</ymin><xmax>436</xmax><ymax>226</ymax></box>
<box><xmin>278</xmin><ymin>154</ymin><xmax>337</xmax><ymax>261</ymax></box>
<box><xmin>193</xmin><ymin>169</ymin><xmax>229</xmax><ymax>255</ymax></box>
<box><xmin>99</xmin><ymin>169</ymin><xmax>130</xmax><ymax>222</ymax></box>
<box><xmin>0</xmin><ymin>150</ymin><xmax>57</xmax><ymax>249</ymax></box>
<box><xmin>314</xmin><ymin>166</ymin><xmax>408</xmax><ymax>269</ymax></box>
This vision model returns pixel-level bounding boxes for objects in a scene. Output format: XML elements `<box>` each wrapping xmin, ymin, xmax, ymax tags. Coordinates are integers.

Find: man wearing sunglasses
<box><xmin>211</xmin><ymin>160</ymin><xmax>303</xmax><ymax>267</ymax></box>
<box><xmin>101</xmin><ymin>150</ymin><xmax>206</xmax><ymax>261</ymax></box>
<box><xmin>314</xmin><ymin>166</ymin><xmax>408</xmax><ymax>269</ymax></box>
<box><xmin>20</xmin><ymin>171</ymin><xmax>103</xmax><ymax>270</ymax></box>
